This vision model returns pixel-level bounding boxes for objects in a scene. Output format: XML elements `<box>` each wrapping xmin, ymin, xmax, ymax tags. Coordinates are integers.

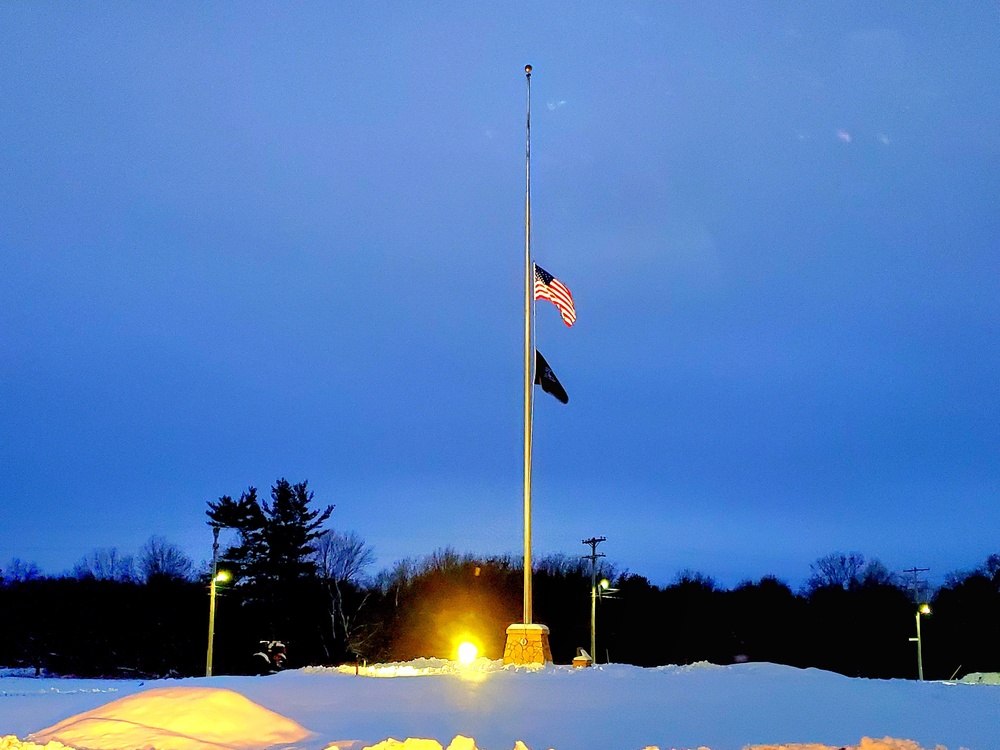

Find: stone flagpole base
<box><xmin>502</xmin><ymin>623</ymin><xmax>552</xmax><ymax>665</ymax></box>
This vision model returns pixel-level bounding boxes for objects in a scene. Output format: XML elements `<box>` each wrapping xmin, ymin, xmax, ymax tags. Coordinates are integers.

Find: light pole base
<box><xmin>503</xmin><ymin>623</ymin><xmax>552</xmax><ymax>665</ymax></box>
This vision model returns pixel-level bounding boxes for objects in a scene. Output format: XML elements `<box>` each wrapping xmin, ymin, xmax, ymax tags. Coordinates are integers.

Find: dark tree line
<box><xmin>0</xmin><ymin>575</ymin><xmax>205</xmax><ymax>677</ymax></box>
<box><xmin>1</xmin><ymin>484</ymin><xmax>998</xmax><ymax>680</ymax></box>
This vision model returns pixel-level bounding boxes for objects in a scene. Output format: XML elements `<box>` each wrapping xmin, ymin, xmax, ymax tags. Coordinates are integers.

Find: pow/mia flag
<box><xmin>534</xmin><ymin>350</ymin><xmax>569</xmax><ymax>404</ymax></box>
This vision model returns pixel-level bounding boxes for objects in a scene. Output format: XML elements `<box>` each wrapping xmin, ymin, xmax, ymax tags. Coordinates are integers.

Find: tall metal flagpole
<box><xmin>504</xmin><ymin>63</ymin><xmax>550</xmax><ymax>664</ymax></box>
<box><xmin>522</xmin><ymin>63</ymin><xmax>534</xmax><ymax>625</ymax></box>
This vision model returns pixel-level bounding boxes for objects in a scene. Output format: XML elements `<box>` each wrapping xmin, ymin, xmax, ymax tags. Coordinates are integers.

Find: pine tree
<box><xmin>206</xmin><ymin>487</ymin><xmax>267</xmax><ymax>578</ymax></box>
<box><xmin>206</xmin><ymin>479</ymin><xmax>334</xmax><ymax>667</ymax></box>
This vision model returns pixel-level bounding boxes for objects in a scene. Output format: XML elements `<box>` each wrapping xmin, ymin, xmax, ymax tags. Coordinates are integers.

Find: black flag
<box><xmin>535</xmin><ymin>350</ymin><xmax>569</xmax><ymax>404</ymax></box>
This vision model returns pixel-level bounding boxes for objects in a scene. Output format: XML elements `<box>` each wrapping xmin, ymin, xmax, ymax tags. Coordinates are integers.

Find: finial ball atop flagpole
<box><xmin>525</xmin><ymin>64</ymin><xmax>532</xmax><ymax>75</ymax></box>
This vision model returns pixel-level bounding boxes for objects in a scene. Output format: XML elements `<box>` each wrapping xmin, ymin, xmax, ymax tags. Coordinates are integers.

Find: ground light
<box><xmin>457</xmin><ymin>641</ymin><xmax>478</xmax><ymax>665</ymax></box>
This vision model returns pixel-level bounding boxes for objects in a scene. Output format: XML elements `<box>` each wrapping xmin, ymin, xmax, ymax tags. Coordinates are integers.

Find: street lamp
<box><xmin>909</xmin><ymin>603</ymin><xmax>932</xmax><ymax>680</ymax></box>
<box><xmin>591</xmin><ymin>578</ymin><xmax>618</xmax><ymax>662</ymax></box>
<box><xmin>582</xmin><ymin>537</ymin><xmax>606</xmax><ymax>664</ymax></box>
<box><xmin>206</xmin><ymin>526</ymin><xmax>231</xmax><ymax>678</ymax></box>
<box><xmin>206</xmin><ymin>569</ymin><xmax>230</xmax><ymax>677</ymax></box>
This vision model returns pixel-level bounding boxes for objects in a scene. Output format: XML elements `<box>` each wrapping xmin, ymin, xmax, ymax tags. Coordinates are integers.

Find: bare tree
<box><xmin>138</xmin><ymin>535</ymin><xmax>194</xmax><ymax>582</ymax></box>
<box><xmin>858</xmin><ymin>559</ymin><xmax>897</xmax><ymax>587</ymax></box>
<box><xmin>312</xmin><ymin>530</ymin><xmax>375</xmax><ymax>584</ymax></box>
<box><xmin>981</xmin><ymin>554</ymin><xmax>1000</xmax><ymax>581</ymax></box>
<box><xmin>806</xmin><ymin>552</ymin><xmax>866</xmax><ymax>592</ymax></box>
<box><xmin>2</xmin><ymin>558</ymin><xmax>41</xmax><ymax>584</ymax></box>
<box><xmin>674</xmin><ymin>569</ymin><xmax>718</xmax><ymax>590</ymax></box>
<box><xmin>73</xmin><ymin>547</ymin><xmax>136</xmax><ymax>582</ymax></box>
<box><xmin>376</xmin><ymin>558</ymin><xmax>418</xmax><ymax>606</ymax></box>
<box><xmin>312</xmin><ymin>530</ymin><xmax>376</xmax><ymax>660</ymax></box>
<box><xmin>805</xmin><ymin>552</ymin><xmax>896</xmax><ymax>593</ymax></box>
<box><xmin>945</xmin><ymin>553</ymin><xmax>1000</xmax><ymax>588</ymax></box>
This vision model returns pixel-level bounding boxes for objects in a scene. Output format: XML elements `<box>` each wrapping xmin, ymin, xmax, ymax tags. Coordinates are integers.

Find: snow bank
<box><xmin>744</xmin><ymin>741</ymin><xmax>945</xmax><ymax>750</ymax></box>
<box><xmin>352</xmin><ymin>738</ymin><xmax>946</xmax><ymax>750</ymax></box>
<box><xmin>959</xmin><ymin>672</ymin><xmax>1000</xmax><ymax>685</ymax></box>
<box><xmin>306</xmin><ymin>656</ymin><xmax>526</xmax><ymax>678</ymax></box>
<box><xmin>27</xmin><ymin>687</ymin><xmax>311</xmax><ymax>750</ymax></box>
<box><xmin>0</xmin><ymin>733</ymin><xmax>951</xmax><ymax>750</ymax></box>
<box><xmin>1</xmin><ymin>739</ymin><xmax>71</xmax><ymax>750</ymax></box>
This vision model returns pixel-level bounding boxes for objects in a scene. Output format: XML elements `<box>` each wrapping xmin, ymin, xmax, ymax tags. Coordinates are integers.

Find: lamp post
<box><xmin>206</xmin><ymin>527</ymin><xmax>231</xmax><ymax>677</ymax></box>
<box><xmin>591</xmin><ymin>577</ymin><xmax>613</xmax><ymax>661</ymax></box>
<box><xmin>582</xmin><ymin>537</ymin><xmax>606</xmax><ymax>662</ymax></box>
<box><xmin>909</xmin><ymin>603</ymin><xmax>931</xmax><ymax>680</ymax></box>
<box><xmin>206</xmin><ymin>569</ymin><xmax>230</xmax><ymax>676</ymax></box>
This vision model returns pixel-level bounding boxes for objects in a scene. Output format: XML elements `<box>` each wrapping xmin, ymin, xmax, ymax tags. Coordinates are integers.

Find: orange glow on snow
<box><xmin>29</xmin><ymin>686</ymin><xmax>311</xmax><ymax>750</ymax></box>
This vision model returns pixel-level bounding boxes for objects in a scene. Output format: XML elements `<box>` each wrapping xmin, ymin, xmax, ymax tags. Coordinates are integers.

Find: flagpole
<box><xmin>522</xmin><ymin>63</ymin><xmax>534</xmax><ymax>625</ymax></box>
<box><xmin>504</xmin><ymin>63</ymin><xmax>551</xmax><ymax>665</ymax></box>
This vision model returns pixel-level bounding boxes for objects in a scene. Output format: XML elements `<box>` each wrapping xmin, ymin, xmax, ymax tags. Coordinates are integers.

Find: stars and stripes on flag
<box><xmin>534</xmin><ymin>350</ymin><xmax>568</xmax><ymax>404</ymax></box>
<box><xmin>534</xmin><ymin>263</ymin><xmax>576</xmax><ymax>327</ymax></box>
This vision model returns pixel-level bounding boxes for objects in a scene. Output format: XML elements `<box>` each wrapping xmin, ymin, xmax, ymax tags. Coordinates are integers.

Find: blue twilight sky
<box><xmin>2</xmin><ymin>3</ymin><xmax>997</xmax><ymax>589</ymax></box>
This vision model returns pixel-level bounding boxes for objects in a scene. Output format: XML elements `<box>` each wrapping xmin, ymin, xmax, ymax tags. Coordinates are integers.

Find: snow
<box><xmin>1</xmin><ymin>660</ymin><xmax>998</xmax><ymax>750</ymax></box>
<box><xmin>961</xmin><ymin>673</ymin><xmax>1000</xmax><ymax>686</ymax></box>
<box><xmin>27</xmin><ymin>686</ymin><xmax>311</xmax><ymax>749</ymax></box>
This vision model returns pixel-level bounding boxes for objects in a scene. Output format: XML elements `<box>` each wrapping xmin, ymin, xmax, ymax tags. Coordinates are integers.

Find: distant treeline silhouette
<box><xmin>1</xmin><ymin>480</ymin><xmax>998</xmax><ymax>680</ymax></box>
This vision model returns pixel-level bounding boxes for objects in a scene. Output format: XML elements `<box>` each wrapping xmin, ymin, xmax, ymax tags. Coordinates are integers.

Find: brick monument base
<box><xmin>502</xmin><ymin>623</ymin><xmax>552</xmax><ymax>665</ymax></box>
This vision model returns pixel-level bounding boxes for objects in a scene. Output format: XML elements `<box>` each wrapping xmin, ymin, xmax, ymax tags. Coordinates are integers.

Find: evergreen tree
<box><xmin>260</xmin><ymin>479</ymin><xmax>333</xmax><ymax>584</ymax></box>
<box><xmin>206</xmin><ymin>487</ymin><xmax>267</xmax><ymax>578</ymax></box>
<box><xmin>206</xmin><ymin>479</ymin><xmax>334</xmax><ymax>669</ymax></box>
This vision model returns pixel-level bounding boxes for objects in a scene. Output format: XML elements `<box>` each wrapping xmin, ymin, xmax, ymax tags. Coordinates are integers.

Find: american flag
<box><xmin>534</xmin><ymin>263</ymin><xmax>576</xmax><ymax>327</ymax></box>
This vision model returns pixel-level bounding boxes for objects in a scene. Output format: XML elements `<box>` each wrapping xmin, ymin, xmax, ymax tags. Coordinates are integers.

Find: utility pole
<box><xmin>903</xmin><ymin>566</ymin><xmax>930</xmax><ymax>604</ymax></box>
<box><xmin>904</xmin><ymin>566</ymin><xmax>931</xmax><ymax>680</ymax></box>
<box><xmin>582</xmin><ymin>536</ymin><xmax>606</xmax><ymax>662</ymax></box>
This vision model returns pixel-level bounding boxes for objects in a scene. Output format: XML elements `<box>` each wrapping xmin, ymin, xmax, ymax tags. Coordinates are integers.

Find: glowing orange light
<box><xmin>457</xmin><ymin>641</ymin><xmax>478</xmax><ymax>664</ymax></box>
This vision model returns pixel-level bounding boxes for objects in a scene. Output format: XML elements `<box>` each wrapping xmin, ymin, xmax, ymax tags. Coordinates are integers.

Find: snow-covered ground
<box><xmin>1</xmin><ymin>660</ymin><xmax>998</xmax><ymax>750</ymax></box>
